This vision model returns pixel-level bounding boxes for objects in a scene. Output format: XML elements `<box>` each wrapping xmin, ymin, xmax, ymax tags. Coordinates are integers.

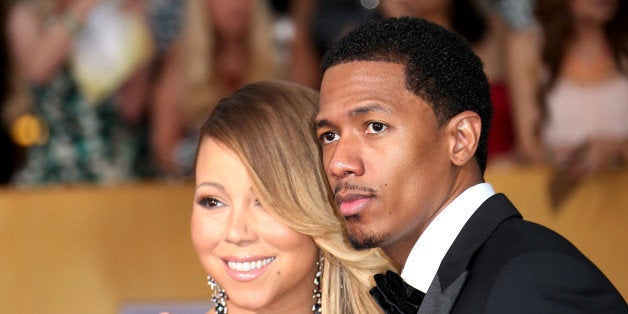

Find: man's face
<box><xmin>316</xmin><ymin>61</ymin><xmax>454</xmax><ymax>256</ymax></box>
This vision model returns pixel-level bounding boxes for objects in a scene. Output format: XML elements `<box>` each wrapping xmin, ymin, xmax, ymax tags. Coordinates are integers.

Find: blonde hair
<box><xmin>183</xmin><ymin>0</ymin><xmax>279</xmax><ymax>127</ymax></box>
<box><xmin>197</xmin><ymin>80</ymin><xmax>393</xmax><ymax>313</ymax></box>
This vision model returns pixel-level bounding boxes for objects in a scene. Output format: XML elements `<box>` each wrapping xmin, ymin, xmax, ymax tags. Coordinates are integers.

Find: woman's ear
<box><xmin>447</xmin><ymin>110</ymin><xmax>481</xmax><ymax>166</ymax></box>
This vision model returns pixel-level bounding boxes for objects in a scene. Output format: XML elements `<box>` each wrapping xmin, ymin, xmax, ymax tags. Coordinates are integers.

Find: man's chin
<box><xmin>347</xmin><ymin>229</ymin><xmax>387</xmax><ymax>250</ymax></box>
<box><xmin>343</xmin><ymin>213</ymin><xmax>389</xmax><ymax>249</ymax></box>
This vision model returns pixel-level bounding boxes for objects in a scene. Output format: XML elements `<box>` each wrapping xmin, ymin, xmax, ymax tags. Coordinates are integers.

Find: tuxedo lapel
<box><xmin>418</xmin><ymin>271</ymin><xmax>468</xmax><ymax>314</ymax></box>
<box><xmin>417</xmin><ymin>194</ymin><xmax>521</xmax><ymax>313</ymax></box>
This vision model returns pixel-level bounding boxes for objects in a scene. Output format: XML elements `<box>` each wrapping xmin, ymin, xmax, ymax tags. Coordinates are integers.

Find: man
<box><xmin>315</xmin><ymin>17</ymin><xmax>626</xmax><ymax>313</ymax></box>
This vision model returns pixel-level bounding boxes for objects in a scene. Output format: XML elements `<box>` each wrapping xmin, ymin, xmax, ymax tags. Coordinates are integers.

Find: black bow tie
<box><xmin>369</xmin><ymin>270</ymin><xmax>425</xmax><ymax>314</ymax></box>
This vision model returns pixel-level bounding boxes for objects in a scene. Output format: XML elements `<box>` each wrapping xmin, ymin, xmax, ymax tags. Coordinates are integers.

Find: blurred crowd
<box><xmin>0</xmin><ymin>0</ymin><xmax>626</xmax><ymax>193</ymax></box>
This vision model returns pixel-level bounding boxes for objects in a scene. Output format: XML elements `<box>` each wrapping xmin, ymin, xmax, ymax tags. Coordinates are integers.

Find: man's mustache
<box><xmin>333</xmin><ymin>181</ymin><xmax>377</xmax><ymax>197</ymax></box>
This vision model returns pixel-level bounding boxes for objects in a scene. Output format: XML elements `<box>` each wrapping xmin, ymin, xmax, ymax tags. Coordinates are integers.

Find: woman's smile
<box><xmin>223</xmin><ymin>256</ymin><xmax>276</xmax><ymax>282</ymax></box>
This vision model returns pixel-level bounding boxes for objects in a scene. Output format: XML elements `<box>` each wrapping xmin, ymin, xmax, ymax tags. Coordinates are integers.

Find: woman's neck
<box><xmin>561</xmin><ymin>27</ymin><xmax>616</xmax><ymax>83</ymax></box>
<box><xmin>572</xmin><ymin>20</ymin><xmax>606</xmax><ymax>46</ymax></box>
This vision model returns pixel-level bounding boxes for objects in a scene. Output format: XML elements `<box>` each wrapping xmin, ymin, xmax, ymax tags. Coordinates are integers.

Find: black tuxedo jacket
<box><xmin>417</xmin><ymin>193</ymin><xmax>626</xmax><ymax>314</ymax></box>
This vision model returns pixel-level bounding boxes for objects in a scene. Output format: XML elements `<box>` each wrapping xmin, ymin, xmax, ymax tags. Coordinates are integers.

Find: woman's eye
<box><xmin>366</xmin><ymin>122</ymin><xmax>388</xmax><ymax>134</ymax></box>
<box><xmin>319</xmin><ymin>131</ymin><xmax>339</xmax><ymax>144</ymax></box>
<box><xmin>197</xmin><ymin>197</ymin><xmax>224</xmax><ymax>209</ymax></box>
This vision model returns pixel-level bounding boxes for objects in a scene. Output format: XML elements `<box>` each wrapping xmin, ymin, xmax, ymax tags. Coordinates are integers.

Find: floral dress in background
<box><xmin>13</xmin><ymin>67</ymin><xmax>145</xmax><ymax>186</ymax></box>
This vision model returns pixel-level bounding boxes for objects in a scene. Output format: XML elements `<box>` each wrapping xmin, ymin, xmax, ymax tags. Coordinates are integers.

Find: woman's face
<box><xmin>570</xmin><ymin>0</ymin><xmax>617</xmax><ymax>25</ymax></box>
<box><xmin>192</xmin><ymin>137</ymin><xmax>319</xmax><ymax>312</ymax></box>
<box><xmin>207</xmin><ymin>0</ymin><xmax>252</xmax><ymax>39</ymax></box>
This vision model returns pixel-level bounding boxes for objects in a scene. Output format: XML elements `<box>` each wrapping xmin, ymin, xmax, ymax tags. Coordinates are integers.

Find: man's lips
<box><xmin>336</xmin><ymin>193</ymin><xmax>372</xmax><ymax>217</ymax></box>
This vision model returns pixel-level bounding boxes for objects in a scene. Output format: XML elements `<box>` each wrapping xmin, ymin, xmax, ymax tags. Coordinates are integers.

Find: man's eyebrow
<box><xmin>348</xmin><ymin>103</ymin><xmax>392</xmax><ymax>117</ymax></box>
<box><xmin>315</xmin><ymin>103</ymin><xmax>392</xmax><ymax>129</ymax></box>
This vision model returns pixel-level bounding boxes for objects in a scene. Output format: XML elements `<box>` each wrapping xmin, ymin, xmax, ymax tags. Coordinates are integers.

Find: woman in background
<box><xmin>192</xmin><ymin>80</ymin><xmax>392</xmax><ymax>313</ymax></box>
<box><xmin>6</xmin><ymin>0</ymin><xmax>149</xmax><ymax>185</ymax></box>
<box><xmin>153</xmin><ymin>0</ymin><xmax>280</xmax><ymax>176</ymax></box>
<box><xmin>509</xmin><ymin>0</ymin><xmax>627</xmax><ymax>205</ymax></box>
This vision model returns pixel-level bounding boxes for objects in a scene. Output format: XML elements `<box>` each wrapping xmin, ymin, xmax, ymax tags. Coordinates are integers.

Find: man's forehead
<box><xmin>319</xmin><ymin>62</ymin><xmax>407</xmax><ymax>102</ymax></box>
<box><xmin>321</xmin><ymin>61</ymin><xmax>406</xmax><ymax>81</ymax></box>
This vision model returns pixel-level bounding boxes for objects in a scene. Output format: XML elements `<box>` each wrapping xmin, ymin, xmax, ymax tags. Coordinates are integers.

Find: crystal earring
<box><xmin>207</xmin><ymin>275</ymin><xmax>228</xmax><ymax>314</ymax></box>
<box><xmin>312</xmin><ymin>255</ymin><xmax>324</xmax><ymax>313</ymax></box>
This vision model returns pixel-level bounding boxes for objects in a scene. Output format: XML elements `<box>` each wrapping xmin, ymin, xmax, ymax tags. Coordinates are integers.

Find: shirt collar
<box><xmin>400</xmin><ymin>182</ymin><xmax>495</xmax><ymax>292</ymax></box>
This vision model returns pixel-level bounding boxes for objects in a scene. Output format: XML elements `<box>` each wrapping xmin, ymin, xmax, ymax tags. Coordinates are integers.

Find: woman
<box><xmin>538</xmin><ymin>0</ymin><xmax>627</xmax><ymax>165</ymax></box>
<box><xmin>6</xmin><ymin>0</ymin><xmax>150</xmax><ymax>185</ymax></box>
<box><xmin>509</xmin><ymin>0</ymin><xmax>627</xmax><ymax>205</ymax></box>
<box><xmin>192</xmin><ymin>80</ymin><xmax>392</xmax><ymax>313</ymax></box>
<box><xmin>153</xmin><ymin>0</ymin><xmax>280</xmax><ymax>176</ymax></box>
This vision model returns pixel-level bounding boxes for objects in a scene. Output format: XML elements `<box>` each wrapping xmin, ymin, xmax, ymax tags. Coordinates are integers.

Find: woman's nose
<box><xmin>224</xmin><ymin>205</ymin><xmax>258</xmax><ymax>246</ymax></box>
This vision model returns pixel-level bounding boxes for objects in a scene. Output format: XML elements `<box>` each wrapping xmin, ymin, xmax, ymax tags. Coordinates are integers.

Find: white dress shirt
<box><xmin>400</xmin><ymin>183</ymin><xmax>496</xmax><ymax>292</ymax></box>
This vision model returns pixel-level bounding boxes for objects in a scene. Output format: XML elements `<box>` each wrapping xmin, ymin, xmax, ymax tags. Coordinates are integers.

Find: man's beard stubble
<box><xmin>345</xmin><ymin>214</ymin><xmax>389</xmax><ymax>250</ymax></box>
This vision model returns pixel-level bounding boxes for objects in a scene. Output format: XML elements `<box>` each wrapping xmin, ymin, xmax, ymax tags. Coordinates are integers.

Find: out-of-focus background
<box><xmin>1</xmin><ymin>0</ymin><xmax>626</xmax><ymax>313</ymax></box>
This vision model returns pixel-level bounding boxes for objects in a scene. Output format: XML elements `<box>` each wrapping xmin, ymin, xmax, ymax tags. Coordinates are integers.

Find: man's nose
<box><xmin>326</xmin><ymin>136</ymin><xmax>365</xmax><ymax>180</ymax></box>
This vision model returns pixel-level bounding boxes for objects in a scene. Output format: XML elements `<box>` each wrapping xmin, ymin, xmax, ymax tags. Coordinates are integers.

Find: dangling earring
<box><xmin>312</xmin><ymin>255</ymin><xmax>324</xmax><ymax>313</ymax></box>
<box><xmin>207</xmin><ymin>275</ymin><xmax>228</xmax><ymax>314</ymax></box>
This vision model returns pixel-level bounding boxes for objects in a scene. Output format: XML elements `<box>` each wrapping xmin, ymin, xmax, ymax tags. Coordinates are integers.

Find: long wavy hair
<box><xmin>182</xmin><ymin>0</ymin><xmax>279</xmax><ymax>127</ymax></box>
<box><xmin>196</xmin><ymin>80</ymin><xmax>393</xmax><ymax>313</ymax></box>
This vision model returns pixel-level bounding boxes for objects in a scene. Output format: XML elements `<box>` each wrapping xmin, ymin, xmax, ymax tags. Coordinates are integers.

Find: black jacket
<box><xmin>417</xmin><ymin>193</ymin><xmax>626</xmax><ymax>313</ymax></box>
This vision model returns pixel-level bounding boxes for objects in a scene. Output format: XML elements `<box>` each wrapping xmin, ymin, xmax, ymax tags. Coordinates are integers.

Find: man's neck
<box><xmin>386</xmin><ymin>171</ymin><xmax>484</xmax><ymax>269</ymax></box>
<box><xmin>383</xmin><ymin>236</ymin><xmax>419</xmax><ymax>271</ymax></box>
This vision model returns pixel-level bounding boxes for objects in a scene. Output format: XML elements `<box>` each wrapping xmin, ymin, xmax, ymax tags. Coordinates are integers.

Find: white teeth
<box><xmin>227</xmin><ymin>257</ymin><xmax>275</xmax><ymax>272</ymax></box>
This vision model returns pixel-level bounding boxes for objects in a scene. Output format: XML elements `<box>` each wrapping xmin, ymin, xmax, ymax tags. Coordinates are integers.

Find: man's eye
<box><xmin>197</xmin><ymin>197</ymin><xmax>224</xmax><ymax>209</ymax></box>
<box><xmin>366</xmin><ymin>122</ymin><xmax>388</xmax><ymax>133</ymax></box>
<box><xmin>319</xmin><ymin>131</ymin><xmax>339</xmax><ymax>144</ymax></box>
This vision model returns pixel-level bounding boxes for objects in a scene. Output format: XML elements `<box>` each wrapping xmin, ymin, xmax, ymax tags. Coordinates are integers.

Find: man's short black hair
<box><xmin>321</xmin><ymin>17</ymin><xmax>493</xmax><ymax>174</ymax></box>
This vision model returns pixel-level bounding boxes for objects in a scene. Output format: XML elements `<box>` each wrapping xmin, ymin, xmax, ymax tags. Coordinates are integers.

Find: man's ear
<box><xmin>447</xmin><ymin>110</ymin><xmax>481</xmax><ymax>166</ymax></box>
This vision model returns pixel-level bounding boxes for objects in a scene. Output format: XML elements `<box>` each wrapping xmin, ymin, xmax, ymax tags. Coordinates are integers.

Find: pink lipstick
<box><xmin>223</xmin><ymin>256</ymin><xmax>275</xmax><ymax>282</ymax></box>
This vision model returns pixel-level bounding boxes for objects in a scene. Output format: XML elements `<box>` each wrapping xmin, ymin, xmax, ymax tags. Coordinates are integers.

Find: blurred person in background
<box><xmin>112</xmin><ymin>0</ymin><xmax>184</xmax><ymax>179</ymax></box>
<box><xmin>6</xmin><ymin>0</ymin><xmax>153</xmax><ymax>186</ymax></box>
<box><xmin>152</xmin><ymin>0</ymin><xmax>281</xmax><ymax>178</ymax></box>
<box><xmin>287</xmin><ymin>0</ymin><xmax>378</xmax><ymax>90</ymax></box>
<box><xmin>509</xmin><ymin>0</ymin><xmax>627</xmax><ymax>206</ymax></box>
<box><xmin>380</xmin><ymin>0</ymin><xmax>516</xmax><ymax>163</ymax></box>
